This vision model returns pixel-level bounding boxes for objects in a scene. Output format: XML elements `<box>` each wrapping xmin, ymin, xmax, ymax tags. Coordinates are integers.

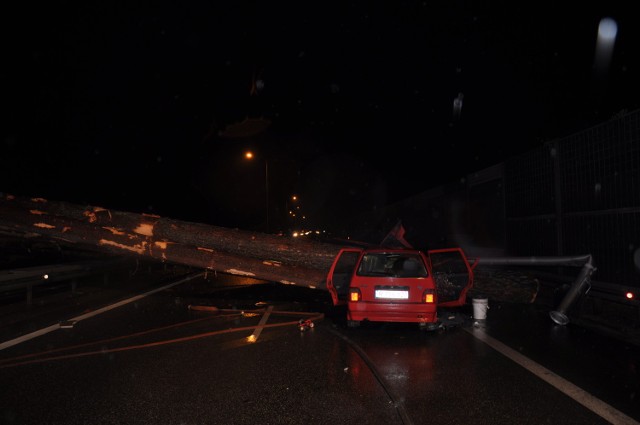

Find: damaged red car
<box><xmin>326</xmin><ymin>247</ymin><xmax>475</xmax><ymax>329</ymax></box>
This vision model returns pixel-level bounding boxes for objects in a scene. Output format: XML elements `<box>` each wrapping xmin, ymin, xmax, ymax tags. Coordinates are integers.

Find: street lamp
<box><xmin>286</xmin><ymin>194</ymin><xmax>299</xmax><ymax>223</ymax></box>
<box><xmin>244</xmin><ymin>151</ymin><xmax>269</xmax><ymax>232</ymax></box>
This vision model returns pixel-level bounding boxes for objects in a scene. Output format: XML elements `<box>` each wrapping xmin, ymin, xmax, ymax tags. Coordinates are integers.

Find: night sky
<box><xmin>2</xmin><ymin>1</ymin><xmax>639</xmax><ymax>234</ymax></box>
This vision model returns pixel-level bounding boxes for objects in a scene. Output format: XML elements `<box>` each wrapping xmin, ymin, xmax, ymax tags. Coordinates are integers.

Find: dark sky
<box><xmin>2</xmin><ymin>1</ymin><xmax>639</xmax><ymax>234</ymax></box>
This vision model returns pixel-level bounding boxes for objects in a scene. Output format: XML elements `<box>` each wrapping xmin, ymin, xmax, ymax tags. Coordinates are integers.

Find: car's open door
<box><xmin>326</xmin><ymin>248</ymin><xmax>362</xmax><ymax>306</ymax></box>
<box><xmin>427</xmin><ymin>248</ymin><xmax>475</xmax><ymax>307</ymax></box>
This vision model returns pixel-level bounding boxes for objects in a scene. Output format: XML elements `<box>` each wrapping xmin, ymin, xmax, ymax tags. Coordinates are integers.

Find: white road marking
<box><xmin>0</xmin><ymin>272</ymin><xmax>204</xmax><ymax>351</ymax></box>
<box><xmin>465</xmin><ymin>326</ymin><xmax>640</xmax><ymax>425</ymax></box>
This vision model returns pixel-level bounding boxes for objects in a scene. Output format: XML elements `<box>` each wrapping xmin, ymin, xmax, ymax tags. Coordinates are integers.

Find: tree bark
<box><xmin>0</xmin><ymin>193</ymin><xmax>351</xmax><ymax>290</ymax></box>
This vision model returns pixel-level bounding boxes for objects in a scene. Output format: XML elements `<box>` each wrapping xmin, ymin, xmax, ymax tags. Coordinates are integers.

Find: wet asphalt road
<box><xmin>0</xmin><ymin>270</ymin><xmax>639</xmax><ymax>425</ymax></box>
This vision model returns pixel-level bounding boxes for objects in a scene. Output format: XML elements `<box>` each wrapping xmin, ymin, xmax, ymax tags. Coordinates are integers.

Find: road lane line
<box><xmin>246</xmin><ymin>305</ymin><xmax>273</xmax><ymax>343</ymax></box>
<box><xmin>0</xmin><ymin>272</ymin><xmax>204</xmax><ymax>351</ymax></box>
<box><xmin>0</xmin><ymin>324</ymin><xmax>62</xmax><ymax>351</ymax></box>
<box><xmin>465</xmin><ymin>326</ymin><xmax>640</xmax><ymax>425</ymax></box>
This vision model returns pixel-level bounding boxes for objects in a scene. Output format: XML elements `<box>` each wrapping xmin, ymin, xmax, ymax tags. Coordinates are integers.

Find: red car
<box><xmin>326</xmin><ymin>247</ymin><xmax>474</xmax><ymax>329</ymax></box>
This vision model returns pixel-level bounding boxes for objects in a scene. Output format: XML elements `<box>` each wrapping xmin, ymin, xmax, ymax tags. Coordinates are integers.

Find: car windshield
<box><xmin>356</xmin><ymin>253</ymin><xmax>428</xmax><ymax>278</ymax></box>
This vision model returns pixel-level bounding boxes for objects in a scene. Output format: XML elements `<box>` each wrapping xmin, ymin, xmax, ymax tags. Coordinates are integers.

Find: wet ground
<box><xmin>1</xmin><ymin>267</ymin><xmax>639</xmax><ymax>424</ymax></box>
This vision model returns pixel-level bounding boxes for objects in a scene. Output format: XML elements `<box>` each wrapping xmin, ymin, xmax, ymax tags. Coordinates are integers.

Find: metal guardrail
<box><xmin>500</xmin><ymin>268</ymin><xmax>640</xmax><ymax>346</ymax></box>
<box><xmin>470</xmin><ymin>255</ymin><xmax>596</xmax><ymax>325</ymax></box>
<box><xmin>0</xmin><ymin>258</ymin><xmax>133</xmax><ymax>304</ymax></box>
<box><xmin>529</xmin><ymin>270</ymin><xmax>639</xmax><ymax>307</ymax></box>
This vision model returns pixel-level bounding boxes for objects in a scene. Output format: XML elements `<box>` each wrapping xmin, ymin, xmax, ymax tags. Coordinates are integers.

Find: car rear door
<box><xmin>427</xmin><ymin>248</ymin><xmax>474</xmax><ymax>307</ymax></box>
<box><xmin>326</xmin><ymin>248</ymin><xmax>362</xmax><ymax>306</ymax></box>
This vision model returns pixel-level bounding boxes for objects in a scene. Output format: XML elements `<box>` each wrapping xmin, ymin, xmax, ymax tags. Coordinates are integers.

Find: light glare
<box><xmin>593</xmin><ymin>17</ymin><xmax>617</xmax><ymax>77</ymax></box>
<box><xmin>598</xmin><ymin>17</ymin><xmax>618</xmax><ymax>41</ymax></box>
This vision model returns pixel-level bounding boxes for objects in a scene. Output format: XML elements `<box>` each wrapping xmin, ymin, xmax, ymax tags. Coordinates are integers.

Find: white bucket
<box><xmin>472</xmin><ymin>298</ymin><xmax>489</xmax><ymax>321</ymax></box>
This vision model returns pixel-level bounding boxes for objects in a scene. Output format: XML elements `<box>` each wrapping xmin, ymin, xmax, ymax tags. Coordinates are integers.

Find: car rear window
<box><xmin>356</xmin><ymin>253</ymin><xmax>428</xmax><ymax>278</ymax></box>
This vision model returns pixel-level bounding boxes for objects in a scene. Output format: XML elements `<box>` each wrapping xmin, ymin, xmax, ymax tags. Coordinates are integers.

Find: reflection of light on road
<box><xmin>348</xmin><ymin>346</ymin><xmax>362</xmax><ymax>381</ymax></box>
<box><xmin>370</xmin><ymin>338</ymin><xmax>437</xmax><ymax>393</ymax></box>
<box><xmin>246</xmin><ymin>305</ymin><xmax>273</xmax><ymax>343</ymax></box>
<box><xmin>326</xmin><ymin>339</ymin><xmax>366</xmax><ymax>387</ymax></box>
<box><xmin>382</xmin><ymin>352</ymin><xmax>409</xmax><ymax>382</ymax></box>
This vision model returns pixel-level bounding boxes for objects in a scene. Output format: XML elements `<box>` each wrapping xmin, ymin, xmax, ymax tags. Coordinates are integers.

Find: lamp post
<box><xmin>286</xmin><ymin>194</ymin><xmax>298</xmax><ymax>226</ymax></box>
<box><xmin>245</xmin><ymin>151</ymin><xmax>269</xmax><ymax>232</ymax></box>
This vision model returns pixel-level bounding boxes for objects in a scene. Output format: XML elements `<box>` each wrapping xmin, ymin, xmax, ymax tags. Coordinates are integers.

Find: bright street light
<box><xmin>244</xmin><ymin>150</ymin><xmax>269</xmax><ymax>232</ymax></box>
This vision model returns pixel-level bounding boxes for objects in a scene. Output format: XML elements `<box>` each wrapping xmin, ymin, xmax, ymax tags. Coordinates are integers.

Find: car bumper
<box><xmin>348</xmin><ymin>302</ymin><xmax>437</xmax><ymax>323</ymax></box>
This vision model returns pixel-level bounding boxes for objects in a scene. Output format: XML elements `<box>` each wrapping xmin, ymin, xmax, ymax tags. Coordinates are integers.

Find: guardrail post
<box><xmin>550</xmin><ymin>260</ymin><xmax>596</xmax><ymax>325</ymax></box>
<box><xmin>474</xmin><ymin>254</ymin><xmax>595</xmax><ymax>326</ymax></box>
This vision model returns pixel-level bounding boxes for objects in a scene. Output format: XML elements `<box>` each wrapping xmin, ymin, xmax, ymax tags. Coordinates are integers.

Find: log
<box><xmin>0</xmin><ymin>193</ymin><xmax>351</xmax><ymax>290</ymax></box>
<box><xmin>0</xmin><ymin>194</ymin><xmax>542</xmax><ymax>305</ymax></box>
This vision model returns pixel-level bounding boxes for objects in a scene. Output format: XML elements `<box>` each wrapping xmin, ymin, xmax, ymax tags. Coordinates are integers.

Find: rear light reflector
<box><xmin>423</xmin><ymin>289</ymin><xmax>435</xmax><ymax>304</ymax></box>
<box><xmin>350</xmin><ymin>288</ymin><xmax>362</xmax><ymax>302</ymax></box>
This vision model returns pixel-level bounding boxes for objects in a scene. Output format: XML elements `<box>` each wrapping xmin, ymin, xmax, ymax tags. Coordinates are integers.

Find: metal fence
<box><xmin>505</xmin><ymin>109</ymin><xmax>640</xmax><ymax>286</ymax></box>
<box><xmin>358</xmin><ymin>109</ymin><xmax>640</xmax><ymax>288</ymax></box>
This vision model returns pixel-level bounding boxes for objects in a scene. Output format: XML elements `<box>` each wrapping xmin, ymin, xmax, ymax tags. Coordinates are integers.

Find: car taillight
<box><xmin>422</xmin><ymin>289</ymin><xmax>435</xmax><ymax>304</ymax></box>
<box><xmin>349</xmin><ymin>288</ymin><xmax>362</xmax><ymax>302</ymax></box>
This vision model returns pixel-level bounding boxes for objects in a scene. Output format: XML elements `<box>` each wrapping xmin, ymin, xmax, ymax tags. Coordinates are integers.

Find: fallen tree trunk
<box><xmin>0</xmin><ymin>194</ymin><xmax>543</xmax><ymax>306</ymax></box>
<box><xmin>0</xmin><ymin>193</ymin><xmax>351</xmax><ymax>290</ymax></box>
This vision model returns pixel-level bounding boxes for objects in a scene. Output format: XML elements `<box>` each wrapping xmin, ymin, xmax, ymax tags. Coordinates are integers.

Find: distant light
<box><xmin>292</xmin><ymin>231</ymin><xmax>299</xmax><ymax>237</ymax></box>
<box><xmin>594</xmin><ymin>17</ymin><xmax>617</xmax><ymax>77</ymax></box>
<box><xmin>452</xmin><ymin>92</ymin><xmax>464</xmax><ymax>120</ymax></box>
<box><xmin>43</xmin><ymin>274</ymin><xmax>49</xmax><ymax>280</ymax></box>
<box><xmin>598</xmin><ymin>17</ymin><xmax>618</xmax><ymax>41</ymax></box>
<box><xmin>626</xmin><ymin>292</ymin><xmax>634</xmax><ymax>300</ymax></box>
<box><xmin>245</xmin><ymin>151</ymin><xmax>254</xmax><ymax>159</ymax></box>
<box><xmin>246</xmin><ymin>335</ymin><xmax>257</xmax><ymax>343</ymax></box>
